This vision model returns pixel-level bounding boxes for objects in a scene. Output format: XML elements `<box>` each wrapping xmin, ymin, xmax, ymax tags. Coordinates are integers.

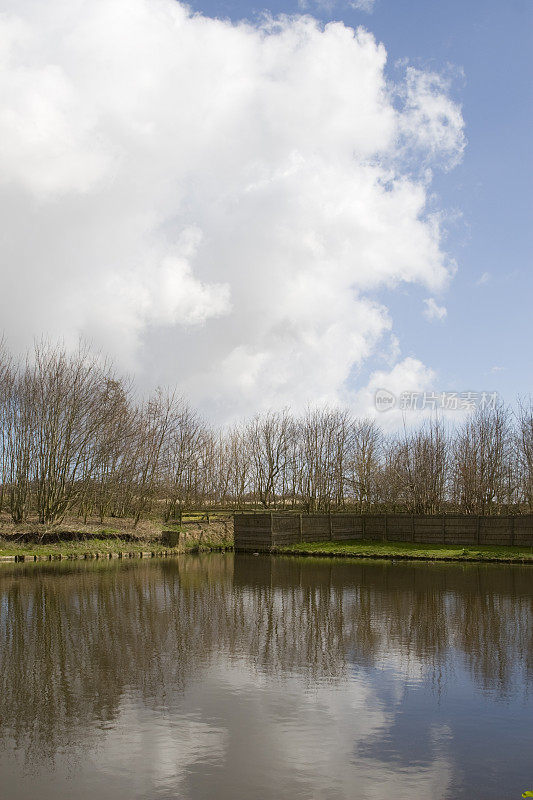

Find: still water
<box><xmin>0</xmin><ymin>554</ymin><xmax>531</xmax><ymax>800</ymax></box>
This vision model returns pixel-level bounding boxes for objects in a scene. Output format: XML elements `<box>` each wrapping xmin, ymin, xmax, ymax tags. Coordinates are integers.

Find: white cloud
<box><xmin>299</xmin><ymin>0</ymin><xmax>375</xmax><ymax>12</ymax></box>
<box><xmin>350</xmin><ymin>0</ymin><xmax>376</xmax><ymax>12</ymax></box>
<box><xmin>0</xmin><ymin>0</ymin><xmax>464</xmax><ymax>419</ymax></box>
<box><xmin>476</xmin><ymin>271</ymin><xmax>490</xmax><ymax>286</ymax></box>
<box><xmin>423</xmin><ymin>297</ymin><xmax>447</xmax><ymax>322</ymax></box>
<box><xmin>398</xmin><ymin>68</ymin><xmax>466</xmax><ymax>170</ymax></box>
<box><xmin>353</xmin><ymin>356</ymin><xmax>437</xmax><ymax>426</ymax></box>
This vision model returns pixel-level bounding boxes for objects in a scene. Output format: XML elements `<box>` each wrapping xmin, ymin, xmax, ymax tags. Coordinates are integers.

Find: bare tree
<box><xmin>88</xmin><ymin>378</ymin><xmax>135</xmax><ymax>523</ymax></box>
<box><xmin>395</xmin><ymin>417</ymin><xmax>449</xmax><ymax>514</ymax></box>
<box><xmin>246</xmin><ymin>410</ymin><xmax>294</xmax><ymax>508</ymax></box>
<box><xmin>297</xmin><ymin>407</ymin><xmax>352</xmax><ymax>512</ymax></box>
<box><xmin>130</xmin><ymin>389</ymin><xmax>176</xmax><ymax>526</ymax></box>
<box><xmin>26</xmin><ymin>342</ymin><xmax>129</xmax><ymax>524</ymax></box>
<box><xmin>223</xmin><ymin>424</ymin><xmax>251</xmax><ymax>507</ymax></box>
<box><xmin>346</xmin><ymin>419</ymin><xmax>382</xmax><ymax>513</ymax></box>
<box><xmin>452</xmin><ymin>404</ymin><xmax>512</xmax><ymax>514</ymax></box>
<box><xmin>516</xmin><ymin>398</ymin><xmax>533</xmax><ymax>511</ymax></box>
<box><xmin>0</xmin><ymin>340</ymin><xmax>15</xmax><ymax>514</ymax></box>
<box><xmin>0</xmin><ymin>335</ymin><xmax>530</xmax><ymax>524</ymax></box>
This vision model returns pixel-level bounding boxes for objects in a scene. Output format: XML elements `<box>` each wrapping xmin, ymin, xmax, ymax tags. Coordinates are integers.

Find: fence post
<box><xmin>328</xmin><ymin>512</ymin><xmax>333</xmax><ymax>541</ymax></box>
<box><xmin>411</xmin><ymin>514</ymin><xmax>415</xmax><ymax>542</ymax></box>
<box><xmin>299</xmin><ymin>513</ymin><xmax>303</xmax><ymax>543</ymax></box>
<box><xmin>511</xmin><ymin>514</ymin><xmax>515</xmax><ymax>547</ymax></box>
<box><xmin>270</xmin><ymin>512</ymin><xmax>274</xmax><ymax>548</ymax></box>
<box><xmin>362</xmin><ymin>514</ymin><xmax>366</xmax><ymax>540</ymax></box>
<box><xmin>384</xmin><ymin>513</ymin><xmax>388</xmax><ymax>542</ymax></box>
<box><xmin>476</xmin><ymin>515</ymin><xmax>481</xmax><ymax>545</ymax></box>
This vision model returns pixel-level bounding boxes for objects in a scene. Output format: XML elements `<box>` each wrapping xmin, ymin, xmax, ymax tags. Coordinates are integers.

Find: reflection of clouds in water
<box><xmin>368</xmin><ymin>647</ymin><xmax>427</xmax><ymax>685</ymax></box>
<box><xmin>4</xmin><ymin>649</ymin><xmax>452</xmax><ymax>800</ymax></box>
<box><xmin>93</xmin><ymin>699</ymin><xmax>228</xmax><ymax>797</ymax></box>
<box><xmin>0</xmin><ymin>557</ymin><xmax>531</xmax><ymax>799</ymax></box>
<box><xmin>146</xmin><ymin>659</ymin><xmax>454</xmax><ymax>800</ymax></box>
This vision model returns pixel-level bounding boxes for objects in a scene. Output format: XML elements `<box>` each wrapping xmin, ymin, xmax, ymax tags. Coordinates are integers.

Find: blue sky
<box><xmin>187</xmin><ymin>0</ymin><xmax>533</xmax><ymax>404</ymax></box>
<box><xmin>0</xmin><ymin>0</ymin><xmax>530</xmax><ymax>420</ymax></box>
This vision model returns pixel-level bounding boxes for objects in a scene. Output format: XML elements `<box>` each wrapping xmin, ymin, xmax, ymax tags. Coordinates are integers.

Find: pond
<box><xmin>0</xmin><ymin>554</ymin><xmax>531</xmax><ymax>799</ymax></box>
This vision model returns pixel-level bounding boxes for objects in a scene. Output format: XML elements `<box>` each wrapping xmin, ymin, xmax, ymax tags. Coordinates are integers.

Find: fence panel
<box><xmin>234</xmin><ymin>513</ymin><xmax>273</xmax><ymax>551</ymax></box>
<box><xmin>302</xmin><ymin>514</ymin><xmax>330</xmax><ymax>542</ymax></box>
<box><xmin>332</xmin><ymin>514</ymin><xmax>362</xmax><ymax>540</ymax></box>
<box><xmin>234</xmin><ymin>512</ymin><xmax>533</xmax><ymax>550</ymax></box>
<box><xmin>272</xmin><ymin>515</ymin><xmax>301</xmax><ymax>546</ymax></box>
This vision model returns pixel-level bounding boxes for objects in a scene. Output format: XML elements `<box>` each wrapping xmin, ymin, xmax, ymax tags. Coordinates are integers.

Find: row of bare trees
<box><xmin>0</xmin><ymin>341</ymin><xmax>531</xmax><ymax>524</ymax></box>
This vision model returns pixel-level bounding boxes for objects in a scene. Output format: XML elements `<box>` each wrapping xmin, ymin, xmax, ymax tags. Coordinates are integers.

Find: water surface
<box><xmin>0</xmin><ymin>554</ymin><xmax>531</xmax><ymax>799</ymax></box>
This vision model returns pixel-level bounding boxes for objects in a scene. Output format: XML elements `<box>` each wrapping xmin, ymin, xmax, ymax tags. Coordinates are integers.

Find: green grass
<box><xmin>276</xmin><ymin>539</ymin><xmax>533</xmax><ymax>562</ymax></box>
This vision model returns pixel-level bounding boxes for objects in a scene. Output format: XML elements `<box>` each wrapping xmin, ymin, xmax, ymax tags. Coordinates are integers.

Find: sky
<box><xmin>0</xmin><ymin>0</ymin><xmax>531</xmax><ymax>423</ymax></box>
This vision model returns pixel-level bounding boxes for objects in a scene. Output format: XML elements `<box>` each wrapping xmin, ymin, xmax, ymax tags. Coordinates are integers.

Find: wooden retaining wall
<box><xmin>234</xmin><ymin>512</ymin><xmax>533</xmax><ymax>551</ymax></box>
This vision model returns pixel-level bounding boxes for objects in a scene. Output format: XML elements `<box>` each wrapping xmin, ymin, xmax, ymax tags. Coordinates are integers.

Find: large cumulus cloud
<box><xmin>0</xmin><ymin>0</ymin><xmax>464</xmax><ymax>418</ymax></box>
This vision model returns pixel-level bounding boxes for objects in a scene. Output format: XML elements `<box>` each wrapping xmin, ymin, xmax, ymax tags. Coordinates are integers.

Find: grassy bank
<box><xmin>0</xmin><ymin>512</ymin><xmax>233</xmax><ymax>562</ymax></box>
<box><xmin>276</xmin><ymin>539</ymin><xmax>533</xmax><ymax>563</ymax></box>
<box><xmin>0</xmin><ymin>533</ymin><xmax>233</xmax><ymax>561</ymax></box>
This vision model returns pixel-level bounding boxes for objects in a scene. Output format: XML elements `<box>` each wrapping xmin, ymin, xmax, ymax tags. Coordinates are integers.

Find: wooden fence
<box><xmin>234</xmin><ymin>512</ymin><xmax>533</xmax><ymax>551</ymax></box>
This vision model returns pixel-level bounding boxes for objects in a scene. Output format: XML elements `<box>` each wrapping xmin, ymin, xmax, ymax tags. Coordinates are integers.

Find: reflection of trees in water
<box><xmin>233</xmin><ymin>557</ymin><xmax>532</xmax><ymax>695</ymax></box>
<box><xmin>0</xmin><ymin>556</ymin><xmax>531</xmax><ymax>762</ymax></box>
